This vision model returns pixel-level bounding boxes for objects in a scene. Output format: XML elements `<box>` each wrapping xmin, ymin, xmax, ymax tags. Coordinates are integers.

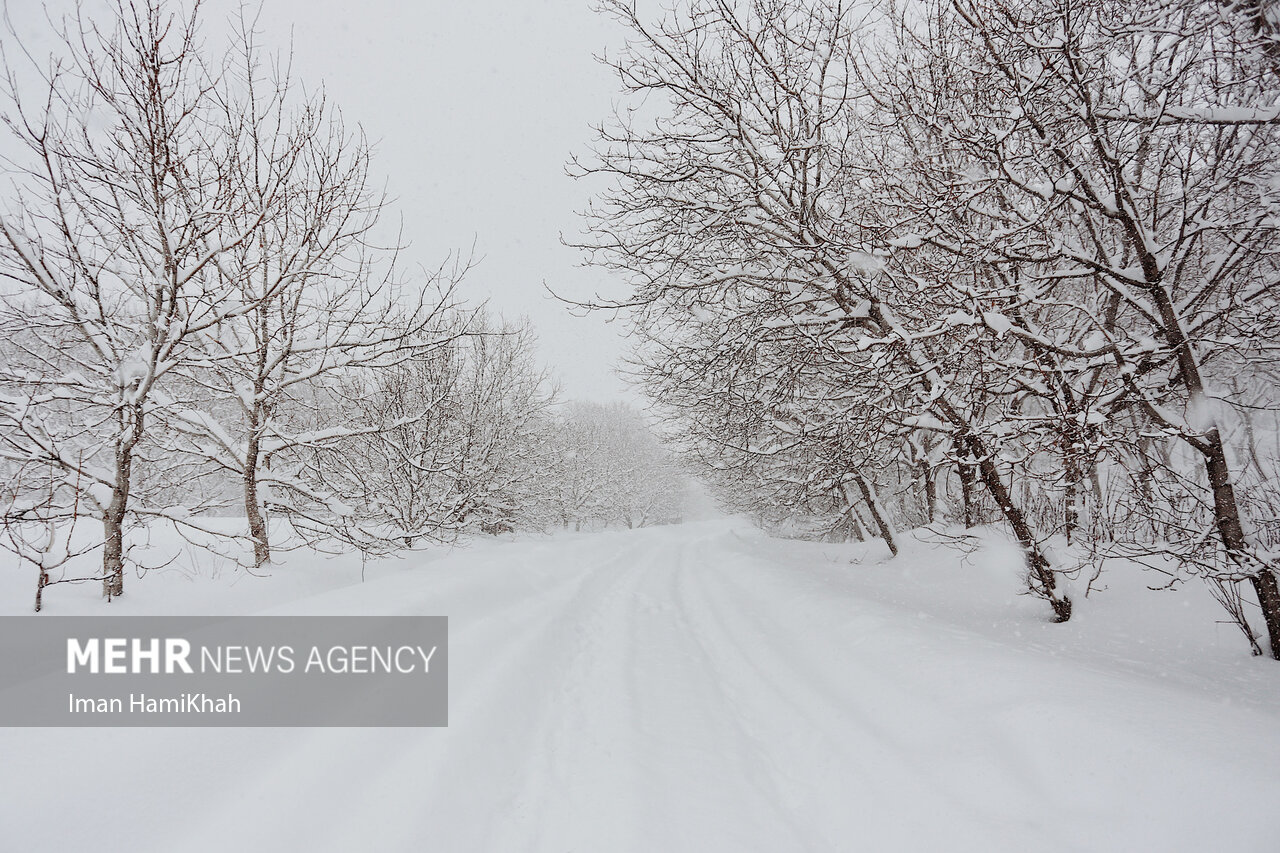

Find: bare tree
<box><xmin>0</xmin><ymin>0</ymin><xmax>278</xmax><ymax>598</ymax></box>
<box><xmin>169</xmin><ymin>16</ymin><xmax>467</xmax><ymax>567</ymax></box>
<box><xmin>307</xmin><ymin>312</ymin><xmax>559</xmax><ymax>550</ymax></box>
<box><xmin>0</xmin><ymin>1</ymin><xmax>470</xmax><ymax>603</ymax></box>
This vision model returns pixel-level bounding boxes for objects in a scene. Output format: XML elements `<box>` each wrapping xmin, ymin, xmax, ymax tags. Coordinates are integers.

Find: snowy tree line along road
<box><xmin>572</xmin><ymin>0</ymin><xmax>1280</xmax><ymax>658</ymax></box>
<box><xmin>0</xmin><ymin>1</ymin><xmax>688</xmax><ymax>611</ymax></box>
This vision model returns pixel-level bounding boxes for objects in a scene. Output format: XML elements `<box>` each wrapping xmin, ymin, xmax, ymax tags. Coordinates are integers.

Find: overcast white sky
<box><xmin>6</xmin><ymin>0</ymin><xmax>636</xmax><ymax>402</ymax></box>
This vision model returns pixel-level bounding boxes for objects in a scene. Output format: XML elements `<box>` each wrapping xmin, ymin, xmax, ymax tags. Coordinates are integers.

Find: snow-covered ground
<box><xmin>3</xmin><ymin>519</ymin><xmax>1279</xmax><ymax>851</ymax></box>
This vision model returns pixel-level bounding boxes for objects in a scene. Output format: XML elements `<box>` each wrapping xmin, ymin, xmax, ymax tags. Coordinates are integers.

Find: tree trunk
<box><xmin>920</xmin><ymin>462</ymin><xmax>937</xmax><ymax>525</ymax></box>
<box><xmin>244</xmin><ymin>429</ymin><xmax>270</xmax><ymax>568</ymax></box>
<box><xmin>846</xmin><ymin>475</ymin><xmax>897</xmax><ymax>557</ymax></box>
<box><xmin>1203</xmin><ymin>427</ymin><xmax>1280</xmax><ymax>658</ymax></box>
<box><xmin>1063</xmin><ymin>451</ymin><xmax>1082</xmax><ymax>545</ymax></box>
<box><xmin>957</xmin><ymin>454</ymin><xmax>978</xmax><ymax>529</ymax></box>
<box><xmin>963</xmin><ymin>433</ymin><xmax>1072</xmax><ymax>622</ymax></box>
<box><xmin>103</xmin><ymin>405</ymin><xmax>141</xmax><ymax>599</ymax></box>
<box><xmin>1250</xmin><ymin>570</ymin><xmax>1280</xmax><ymax>661</ymax></box>
<box><xmin>245</xmin><ymin>487</ymin><xmax>270</xmax><ymax>567</ymax></box>
<box><xmin>103</xmin><ymin>499</ymin><xmax>125</xmax><ymax>600</ymax></box>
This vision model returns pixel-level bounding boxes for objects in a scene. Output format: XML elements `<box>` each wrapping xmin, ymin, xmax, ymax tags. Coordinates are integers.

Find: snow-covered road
<box><xmin>4</xmin><ymin>520</ymin><xmax>1280</xmax><ymax>851</ymax></box>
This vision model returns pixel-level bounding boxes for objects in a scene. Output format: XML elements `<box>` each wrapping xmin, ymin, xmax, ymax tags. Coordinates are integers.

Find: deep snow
<box><xmin>2</xmin><ymin>519</ymin><xmax>1279</xmax><ymax>852</ymax></box>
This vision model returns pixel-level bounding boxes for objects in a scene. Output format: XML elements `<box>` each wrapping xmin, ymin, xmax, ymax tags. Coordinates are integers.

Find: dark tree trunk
<box><xmin>1203</xmin><ymin>428</ymin><xmax>1280</xmax><ymax>659</ymax></box>
<box><xmin>1250</xmin><ymin>570</ymin><xmax>1280</xmax><ymax>661</ymax></box>
<box><xmin>847</xmin><ymin>474</ymin><xmax>897</xmax><ymax>557</ymax></box>
<box><xmin>957</xmin><ymin>454</ymin><xmax>978</xmax><ymax>529</ymax></box>
<box><xmin>963</xmin><ymin>433</ymin><xmax>1072</xmax><ymax>622</ymax></box>
<box><xmin>103</xmin><ymin>406</ymin><xmax>141</xmax><ymax>599</ymax></box>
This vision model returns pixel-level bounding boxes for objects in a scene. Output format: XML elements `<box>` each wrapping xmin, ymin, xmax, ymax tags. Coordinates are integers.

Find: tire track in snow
<box><xmin>432</xmin><ymin>527</ymin><xmax>825</xmax><ymax>851</ymax></box>
<box><xmin>473</xmin><ymin>528</ymin><xmax>807</xmax><ymax>851</ymax></box>
<box><xmin>392</xmin><ymin>532</ymin><xmax>668</xmax><ymax>850</ymax></box>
